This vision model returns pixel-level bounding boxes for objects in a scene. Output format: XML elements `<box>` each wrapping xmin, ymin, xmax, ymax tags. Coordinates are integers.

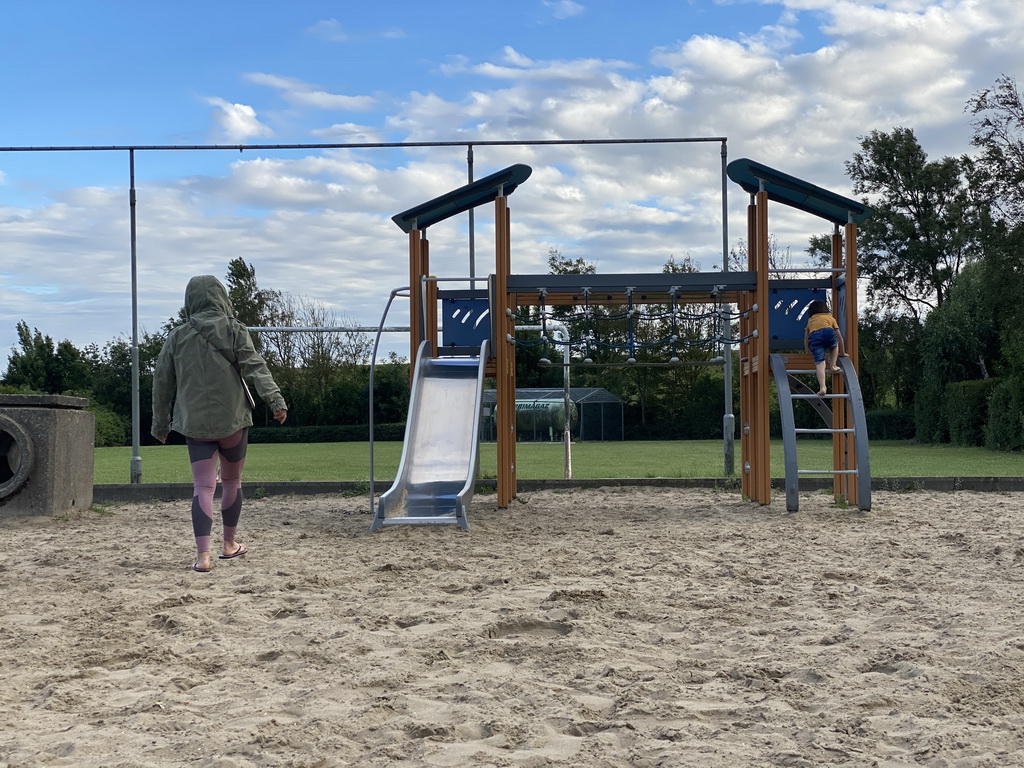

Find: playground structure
<box><xmin>370</xmin><ymin>155</ymin><xmax>874</xmax><ymax>530</ymax></box>
<box><xmin>1</xmin><ymin>137</ymin><xmax>870</xmax><ymax>516</ymax></box>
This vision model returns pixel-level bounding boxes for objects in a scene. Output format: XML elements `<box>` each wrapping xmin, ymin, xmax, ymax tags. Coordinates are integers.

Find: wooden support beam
<box><xmin>495</xmin><ymin>194</ymin><xmax>516</xmax><ymax>507</ymax></box>
<box><xmin>408</xmin><ymin>230</ymin><xmax>425</xmax><ymax>374</ymax></box>
<box><xmin>754</xmin><ymin>190</ymin><xmax>771</xmax><ymax>505</ymax></box>
<box><xmin>844</xmin><ymin>221</ymin><xmax>861</xmax><ymax>506</ymax></box>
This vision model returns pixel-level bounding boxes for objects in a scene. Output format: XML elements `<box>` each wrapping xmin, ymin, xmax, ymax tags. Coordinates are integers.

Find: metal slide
<box><xmin>770</xmin><ymin>353</ymin><xmax>871</xmax><ymax>513</ymax></box>
<box><xmin>371</xmin><ymin>341</ymin><xmax>488</xmax><ymax>531</ymax></box>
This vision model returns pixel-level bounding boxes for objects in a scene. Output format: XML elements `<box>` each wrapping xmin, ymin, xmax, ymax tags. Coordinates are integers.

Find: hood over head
<box><xmin>184</xmin><ymin>275</ymin><xmax>233</xmax><ymax>318</ymax></box>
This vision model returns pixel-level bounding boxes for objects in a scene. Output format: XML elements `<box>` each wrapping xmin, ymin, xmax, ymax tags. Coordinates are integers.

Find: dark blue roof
<box><xmin>392</xmin><ymin>163</ymin><xmax>533</xmax><ymax>232</ymax></box>
<box><xmin>727</xmin><ymin>157</ymin><xmax>872</xmax><ymax>225</ymax></box>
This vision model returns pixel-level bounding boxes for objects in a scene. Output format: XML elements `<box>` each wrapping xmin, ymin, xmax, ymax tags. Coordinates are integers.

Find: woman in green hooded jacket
<box><xmin>152</xmin><ymin>275</ymin><xmax>287</xmax><ymax>573</ymax></box>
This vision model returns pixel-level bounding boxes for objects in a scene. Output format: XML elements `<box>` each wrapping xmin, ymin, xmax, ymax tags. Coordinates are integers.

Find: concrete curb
<box><xmin>92</xmin><ymin>476</ymin><xmax>1024</xmax><ymax>503</ymax></box>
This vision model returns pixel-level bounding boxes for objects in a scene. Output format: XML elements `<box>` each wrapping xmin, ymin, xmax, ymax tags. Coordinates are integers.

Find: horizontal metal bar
<box><xmin>798</xmin><ymin>469</ymin><xmax>859</xmax><ymax>475</ymax></box>
<box><xmin>795</xmin><ymin>428</ymin><xmax>856</xmax><ymax>434</ymax></box>
<box><xmin>786</xmin><ymin>369</ymin><xmax>844</xmax><ymax>375</ymax></box>
<box><xmin>771</xmin><ymin>267</ymin><xmax>846</xmax><ymax>274</ymax></box>
<box><xmin>507</xmin><ymin>272</ymin><xmax>757</xmax><ymax>294</ymax></box>
<box><xmin>792</xmin><ymin>393</ymin><xmax>850</xmax><ymax>399</ymax></box>
<box><xmin>538</xmin><ymin>358</ymin><xmax>725</xmax><ymax>368</ymax></box>
<box><xmin>249</xmin><ymin>326</ymin><xmax>420</xmax><ymax>333</ymax></box>
<box><xmin>378</xmin><ymin>516</ymin><xmax>463</xmax><ymax>525</ymax></box>
<box><xmin>0</xmin><ymin>137</ymin><xmax>729</xmax><ymax>153</ymax></box>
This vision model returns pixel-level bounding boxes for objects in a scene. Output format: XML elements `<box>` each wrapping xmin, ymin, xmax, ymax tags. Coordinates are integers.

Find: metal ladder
<box><xmin>769</xmin><ymin>354</ymin><xmax>871</xmax><ymax>512</ymax></box>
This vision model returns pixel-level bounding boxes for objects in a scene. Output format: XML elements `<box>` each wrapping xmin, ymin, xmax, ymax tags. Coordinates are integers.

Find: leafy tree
<box><xmin>225</xmin><ymin>258</ymin><xmax>280</xmax><ymax>328</ymax></box>
<box><xmin>156</xmin><ymin>259</ymin><xmax>277</xmax><ymax>333</ymax></box>
<box><xmin>2</xmin><ymin>321</ymin><xmax>91</xmax><ymax>394</ymax></box>
<box><xmin>256</xmin><ymin>292</ymin><xmax>375</xmax><ymax>426</ymax></box>
<box><xmin>85</xmin><ymin>331</ymin><xmax>166</xmax><ymax>443</ymax></box>
<box><xmin>914</xmin><ymin>262</ymin><xmax>999</xmax><ymax>442</ymax></box>
<box><xmin>728</xmin><ymin>234</ymin><xmax>797</xmax><ymax>275</ymax></box>
<box><xmin>856</xmin><ymin>310</ymin><xmax>923</xmax><ymax>411</ymax></box>
<box><xmin>547</xmin><ymin>247</ymin><xmax>596</xmax><ymax>276</ymax></box>
<box><xmin>517</xmin><ymin>249</ymin><xmax>606</xmax><ymax>386</ymax></box>
<box><xmin>846</xmin><ymin>127</ymin><xmax>979</xmax><ymax>319</ymax></box>
<box><xmin>221</xmin><ymin>258</ymin><xmax>281</xmax><ymax>358</ymax></box>
<box><xmin>962</xmin><ymin>75</ymin><xmax>1024</xmax><ymax>449</ymax></box>
<box><xmin>370</xmin><ymin>352</ymin><xmax>411</xmax><ymax>425</ymax></box>
<box><xmin>965</xmin><ymin>75</ymin><xmax>1024</xmax><ymax>376</ymax></box>
<box><xmin>966</xmin><ymin>74</ymin><xmax>1024</xmax><ymax>228</ymax></box>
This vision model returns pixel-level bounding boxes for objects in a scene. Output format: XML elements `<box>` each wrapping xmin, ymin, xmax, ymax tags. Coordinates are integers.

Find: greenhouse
<box><xmin>480</xmin><ymin>388</ymin><xmax>624</xmax><ymax>442</ymax></box>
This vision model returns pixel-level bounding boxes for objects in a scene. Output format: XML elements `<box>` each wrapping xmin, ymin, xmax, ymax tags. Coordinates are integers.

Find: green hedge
<box><xmin>984</xmin><ymin>376</ymin><xmax>1024</xmax><ymax>452</ymax></box>
<box><xmin>865</xmin><ymin>409</ymin><xmax>916</xmax><ymax>440</ymax></box>
<box><xmin>249</xmin><ymin>423</ymin><xmax>406</xmax><ymax>443</ymax></box>
<box><xmin>946</xmin><ymin>378</ymin><xmax>1001</xmax><ymax>447</ymax></box>
<box><xmin>91</xmin><ymin>406</ymin><xmax>130</xmax><ymax>448</ymax></box>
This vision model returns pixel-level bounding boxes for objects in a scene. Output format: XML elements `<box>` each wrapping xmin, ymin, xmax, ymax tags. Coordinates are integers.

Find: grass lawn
<box><xmin>94</xmin><ymin>439</ymin><xmax>1023</xmax><ymax>484</ymax></box>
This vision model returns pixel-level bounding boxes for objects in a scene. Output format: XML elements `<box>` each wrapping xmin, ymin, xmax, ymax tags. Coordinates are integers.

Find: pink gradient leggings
<box><xmin>186</xmin><ymin>429</ymin><xmax>248</xmax><ymax>555</ymax></box>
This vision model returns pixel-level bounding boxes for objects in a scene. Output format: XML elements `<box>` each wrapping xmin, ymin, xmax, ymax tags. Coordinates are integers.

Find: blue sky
<box><xmin>1</xmin><ymin>0</ymin><xmax>1022</xmax><ymax>369</ymax></box>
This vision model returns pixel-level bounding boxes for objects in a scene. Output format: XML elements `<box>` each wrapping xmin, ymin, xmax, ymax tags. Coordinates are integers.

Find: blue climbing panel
<box><xmin>768</xmin><ymin>286</ymin><xmax>828</xmax><ymax>350</ymax></box>
<box><xmin>439</xmin><ymin>289</ymin><xmax>490</xmax><ymax>356</ymax></box>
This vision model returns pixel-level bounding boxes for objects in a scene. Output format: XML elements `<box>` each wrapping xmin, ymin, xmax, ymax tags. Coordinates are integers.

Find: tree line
<box><xmin>1</xmin><ymin>258</ymin><xmax>412</xmax><ymax>446</ymax></box>
<box><xmin>4</xmin><ymin>74</ymin><xmax>1024</xmax><ymax>451</ymax></box>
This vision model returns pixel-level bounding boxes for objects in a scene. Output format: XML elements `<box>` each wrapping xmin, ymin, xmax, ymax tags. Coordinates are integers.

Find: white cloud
<box><xmin>310</xmin><ymin>123</ymin><xmax>387</xmax><ymax>143</ymax></box>
<box><xmin>543</xmin><ymin>0</ymin><xmax>585</xmax><ymax>20</ymax></box>
<box><xmin>6</xmin><ymin>0</ymin><xmax>1024</xmax><ymax>371</ymax></box>
<box><xmin>245</xmin><ymin>72</ymin><xmax>377</xmax><ymax>112</ymax></box>
<box><xmin>287</xmin><ymin>90</ymin><xmax>377</xmax><ymax>111</ymax></box>
<box><xmin>203</xmin><ymin>97</ymin><xmax>274</xmax><ymax>143</ymax></box>
<box><xmin>245</xmin><ymin>73</ymin><xmax>308</xmax><ymax>91</ymax></box>
<box><xmin>305</xmin><ymin>17</ymin><xmax>406</xmax><ymax>42</ymax></box>
<box><xmin>503</xmin><ymin>47</ymin><xmax>535</xmax><ymax>68</ymax></box>
<box><xmin>441</xmin><ymin>46</ymin><xmax>636</xmax><ymax>84</ymax></box>
<box><xmin>306</xmin><ymin>19</ymin><xmax>349</xmax><ymax>42</ymax></box>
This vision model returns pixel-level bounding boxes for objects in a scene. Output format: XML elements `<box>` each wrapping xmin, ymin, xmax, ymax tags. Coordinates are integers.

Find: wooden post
<box><xmin>844</xmin><ymin>219</ymin><xmax>860</xmax><ymax>506</ymax></box>
<box><xmin>408</xmin><ymin>230</ymin><xmax>423</xmax><ymax>370</ymax></box>
<box><xmin>753</xmin><ymin>189</ymin><xmax>771</xmax><ymax>504</ymax></box>
<box><xmin>739</xmin><ymin>288</ymin><xmax>752</xmax><ymax>501</ymax></box>
<box><xmin>495</xmin><ymin>193</ymin><xmax>517</xmax><ymax>507</ymax></box>
<box><xmin>423</xmin><ymin>235</ymin><xmax>438</xmax><ymax>359</ymax></box>
<box><xmin>740</xmin><ymin>197</ymin><xmax>758</xmax><ymax>501</ymax></box>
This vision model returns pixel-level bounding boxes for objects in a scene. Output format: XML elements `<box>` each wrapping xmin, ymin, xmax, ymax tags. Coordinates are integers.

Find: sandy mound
<box><xmin>2</xmin><ymin>487</ymin><xmax>1024</xmax><ymax>766</ymax></box>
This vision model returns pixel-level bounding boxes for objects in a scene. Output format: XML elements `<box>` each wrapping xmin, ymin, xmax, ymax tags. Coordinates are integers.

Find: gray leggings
<box><xmin>186</xmin><ymin>428</ymin><xmax>248</xmax><ymax>554</ymax></box>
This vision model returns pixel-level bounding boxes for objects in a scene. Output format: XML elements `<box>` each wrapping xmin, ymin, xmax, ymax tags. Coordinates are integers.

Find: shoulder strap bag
<box><xmin>188</xmin><ymin>319</ymin><xmax>257</xmax><ymax>409</ymax></box>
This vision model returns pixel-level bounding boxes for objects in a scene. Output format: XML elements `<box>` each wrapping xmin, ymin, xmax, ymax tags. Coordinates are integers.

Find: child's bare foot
<box><xmin>830</xmin><ymin>366</ymin><xmax>842</xmax><ymax>373</ymax></box>
<box><xmin>817</xmin><ymin>388</ymin><xmax>827</xmax><ymax>397</ymax></box>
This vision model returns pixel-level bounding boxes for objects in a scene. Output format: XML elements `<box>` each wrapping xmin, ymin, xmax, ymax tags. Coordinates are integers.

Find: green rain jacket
<box><xmin>151</xmin><ymin>275</ymin><xmax>287</xmax><ymax>440</ymax></box>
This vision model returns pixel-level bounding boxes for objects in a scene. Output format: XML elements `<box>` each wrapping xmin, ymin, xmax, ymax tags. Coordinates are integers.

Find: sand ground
<box><xmin>2</xmin><ymin>487</ymin><xmax>1024</xmax><ymax>767</ymax></box>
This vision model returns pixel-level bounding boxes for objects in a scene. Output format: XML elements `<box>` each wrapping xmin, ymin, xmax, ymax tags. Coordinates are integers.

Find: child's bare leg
<box><xmin>828</xmin><ymin>346</ymin><xmax>841</xmax><ymax>373</ymax></box>
<box><xmin>815</xmin><ymin>361</ymin><xmax>827</xmax><ymax>396</ymax></box>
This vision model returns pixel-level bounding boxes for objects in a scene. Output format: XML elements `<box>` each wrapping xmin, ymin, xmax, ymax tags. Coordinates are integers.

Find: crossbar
<box><xmin>506</xmin><ymin>271</ymin><xmax>757</xmax><ymax>294</ymax></box>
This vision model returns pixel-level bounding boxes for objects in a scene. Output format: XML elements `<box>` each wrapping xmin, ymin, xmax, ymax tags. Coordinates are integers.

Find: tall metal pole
<box><xmin>129</xmin><ymin>149</ymin><xmax>142</xmax><ymax>483</ymax></box>
<box><xmin>467</xmin><ymin>144</ymin><xmax>476</xmax><ymax>287</ymax></box>
<box><xmin>720</xmin><ymin>140</ymin><xmax>734</xmax><ymax>476</ymax></box>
